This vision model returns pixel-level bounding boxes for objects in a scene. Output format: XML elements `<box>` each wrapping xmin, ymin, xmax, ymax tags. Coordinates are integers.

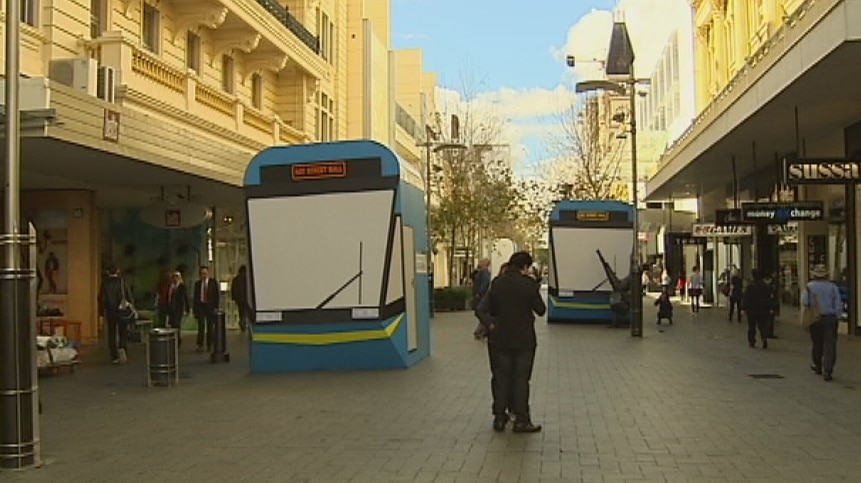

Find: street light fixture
<box><xmin>569</xmin><ymin>20</ymin><xmax>648</xmax><ymax>338</ymax></box>
<box><xmin>417</xmin><ymin>132</ymin><xmax>467</xmax><ymax>316</ymax></box>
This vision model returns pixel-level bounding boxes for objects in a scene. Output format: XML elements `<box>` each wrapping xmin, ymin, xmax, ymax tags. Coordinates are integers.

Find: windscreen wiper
<box><xmin>315</xmin><ymin>241</ymin><xmax>364</xmax><ymax>310</ymax></box>
<box><xmin>315</xmin><ymin>270</ymin><xmax>364</xmax><ymax>310</ymax></box>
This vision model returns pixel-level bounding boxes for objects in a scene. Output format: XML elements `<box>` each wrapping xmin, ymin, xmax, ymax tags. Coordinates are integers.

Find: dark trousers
<box><xmin>487</xmin><ymin>343</ymin><xmax>513</xmax><ymax>415</ymax></box>
<box><xmin>747</xmin><ymin>314</ymin><xmax>768</xmax><ymax>346</ymax></box>
<box><xmin>106</xmin><ymin>314</ymin><xmax>128</xmax><ymax>360</ymax></box>
<box><xmin>167</xmin><ymin>310</ymin><xmax>184</xmax><ymax>345</ymax></box>
<box><xmin>809</xmin><ymin>315</ymin><xmax>838</xmax><ymax>373</ymax></box>
<box><xmin>728</xmin><ymin>298</ymin><xmax>742</xmax><ymax>321</ymax></box>
<box><xmin>491</xmin><ymin>346</ymin><xmax>536</xmax><ymax>420</ymax></box>
<box><xmin>156</xmin><ymin>304</ymin><xmax>169</xmax><ymax>328</ymax></box>
<box><xmin>196</xmin><ymin>309</ymin><xmax>216</xmax><ymax>350</ymax></box>
<box><xmin>689</xmin><ymin>290</ymin><xmax>701</xmax><ymax>312</ymax></box>
<box><xmin>237</xmin><ymin>303</ymin><xmax>251</xmax><ymax>332</ymax></box>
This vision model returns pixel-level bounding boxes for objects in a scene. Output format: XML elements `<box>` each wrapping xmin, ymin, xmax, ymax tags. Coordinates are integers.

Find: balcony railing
<box><xmin>254</xmin><ymin>0</ymin><xmax>320</xmax><ymax>54</ymax></box>
<box><xmin>395</xmin><ymin>103</ymin><xmax>419</xmax><ymax>139</ymax></box>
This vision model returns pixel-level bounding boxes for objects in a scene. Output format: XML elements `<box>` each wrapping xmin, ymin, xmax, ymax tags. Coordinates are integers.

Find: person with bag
<box><xmin>801</xmin><ymin>264</ymin><xmax>842</xmax><ymax>381</ymax></box>
<box><xmin>99</xmin><ymin>264</ymin><xmax>135</xmax><ymax>364</ymax></box>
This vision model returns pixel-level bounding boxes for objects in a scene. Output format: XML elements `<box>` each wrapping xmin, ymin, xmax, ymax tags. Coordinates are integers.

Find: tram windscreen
<box><xmin>551</xmin><ymin>227</ymin><xmax>632</xmax><ymax>292</ymax></box>
<box><xmin>247</xmin><ymin>190</ymin><xmax>394</xmax><ymax>311</ymax></box>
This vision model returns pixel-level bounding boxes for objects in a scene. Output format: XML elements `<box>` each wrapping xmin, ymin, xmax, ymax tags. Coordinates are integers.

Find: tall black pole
<box><xmin>424</xmin><ymin>137</ymin><xmax>434</xmax><ymax>317</ymax></box>
<box><xmin>629</xmin><ymin>74</ymin><xmax>643</xmax><ymax>338</ymax></box>
<box><xmin>1</xmin><ymin>0</ymin><xmax>39</xmax><ymax>469</ymax></box>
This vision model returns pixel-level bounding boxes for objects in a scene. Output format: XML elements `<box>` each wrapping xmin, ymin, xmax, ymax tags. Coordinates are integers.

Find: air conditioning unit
<box><xmin>48</xmin><ymin>58</ymin><xmax>97</xmax><ymax>96</ymax></box>
<box><xmin>97</xmin><ymin>66</ymin><xmax>116</xmax><ymax>103</ymax></box>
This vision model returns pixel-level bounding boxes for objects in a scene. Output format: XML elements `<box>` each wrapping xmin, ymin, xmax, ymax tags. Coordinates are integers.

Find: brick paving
<box><xmin>6</xmin><ymin>294</ymin><xmax>861</xmax><ymax>482</ymax></box>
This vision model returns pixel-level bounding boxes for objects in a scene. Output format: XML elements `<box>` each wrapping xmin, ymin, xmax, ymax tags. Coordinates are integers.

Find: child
<box><xmin>654</xmin><ymin>290</ymin><xmax>673</xmax><ymax>325</ymax></box>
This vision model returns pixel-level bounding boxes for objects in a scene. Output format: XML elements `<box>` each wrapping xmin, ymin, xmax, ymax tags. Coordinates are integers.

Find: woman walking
<box><xmin>687</xmin><ymin>266</ymin><xmax>704</xmax><ymax>314</ymax></box>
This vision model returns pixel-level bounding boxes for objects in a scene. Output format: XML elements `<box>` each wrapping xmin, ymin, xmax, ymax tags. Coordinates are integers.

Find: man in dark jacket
<box><xmin>742</xmin><ymin>268</ymin><xmax>774</xmax><ymax>349</ymax></box>
<box><xmin>193</xmin><ymin>266</ymin><xmax>220</xmax><ymax>352</ymax></box>
<box><xmin>99</xmin><ymin>264</ymin><xmax>133</xmax><ymax>364</ymax></box>
<box><xmin>478</xmin><ymin>251</ymin><xmax>546</xmax><ymax>433</ymax></box>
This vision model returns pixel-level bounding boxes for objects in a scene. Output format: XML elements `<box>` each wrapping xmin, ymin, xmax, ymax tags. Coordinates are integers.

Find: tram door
<box><xmin>403</xmin><ymin>226</ymin><xmax>419</xmax><ymax>351</ymax></box>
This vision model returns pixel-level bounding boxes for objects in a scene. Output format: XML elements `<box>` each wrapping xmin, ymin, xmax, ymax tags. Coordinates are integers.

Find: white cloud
<box><xmin>552</xmin><ymin>0</ymin><xmax>692</xmax><ymax>81</ymax></box>
<box><xmin>429</xmin><ymin>0</ymin><xmax>693</xmax><ymax>173</ymax></box>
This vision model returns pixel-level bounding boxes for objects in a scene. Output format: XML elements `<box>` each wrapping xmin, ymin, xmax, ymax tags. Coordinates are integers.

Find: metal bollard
<box><xmin>147</xmin><ymin>328</ymin><xmax>178</xmax><ymax>387</ymax></box>
<box><xmin>210</xmin><ymin>310</ymin><xmax>230</xmax><ymax>363</ymax></box>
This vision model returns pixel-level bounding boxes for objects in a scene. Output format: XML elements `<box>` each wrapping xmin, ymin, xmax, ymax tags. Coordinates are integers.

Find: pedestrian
<box><xmin>193</xmin><ymin>266</ymin><xmax>220</xmax><ymax>353</ymax></box>
<box><xmin>167</xmin><ymin>271</ymin><xmax>189</xmax><ymax>346</ymax></box>
<box><xmin>99</xmin><ymin>264</ymin><xmax>134</xmax><ymax>364</ymax></box>
<box><xmin>155</xmin><ymin>270</ymin><xmax>172</xmax><ymax>328</ymax></box>
<box><xmin>728</xmin><ymin>269</ymin><xmax>743</xmax><ymax>322</ymax></box>
<box><xmin>802</xmin><ymin>264</ymin><xmax>842</xmax><ymax>381</ymax></box>
<box><xmin>660</xmin><ymin>269</ymin><xmax>671</xmax><ymax>295</ymax></box>
<box><xmin>741</xmin><ymin>268</ymin><xmax>773</xmax><ymax>349</ymax></box>
<box><xmin>474</xmin><ymin>263</ymin><xmax>513</xmax><ymax>420</ymax></box>
<box><xmin>230</xmin><ymin>265</ymin><xmax>251</xmax><ymax>333</ymax></box>
<box><xmin>765</xmin><ymin>271</ymin><xmax>780</xmax><ymax>339</ymax></box>
<box><xmin>687</xmin><ymin>266</ymin><xmax>704</xmax><ymax>313</ymax></box>
<box><xmin>654</xmin><ymin>288</ymin><xmax>673</xmax><ymax>325</ymax></box>
<box><xmin>476</xmin><ymin>251</ymin><xmax>546</xmax><ymax>433</ymax></box>
<box><xmin>471</xmin><ymin>259</ymin><xmax>491</xmax><ymax>310</ymax></box>
<box><xmin>677</xmin><ymin>270</ymin><xmax>687</xmax><ymax>303</ymax></box>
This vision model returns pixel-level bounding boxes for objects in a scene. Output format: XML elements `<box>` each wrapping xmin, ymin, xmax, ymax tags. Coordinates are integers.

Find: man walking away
<box><xmin>728</xmin><ymin>269</ymin><xmax>744</xmax><ymax>322</ymax></box>
<box><xmin>231</xmin><ymin>265</ymin><xmax>250</xmax><ymax>333</ymax></box>
<box><xmin>741</xmin><ymin>268</ymin><xmax>773</xmax><ymax>349</ymax></box>
<box><xmin>802</xmin><ymin>264</ymin><xmax>842</xmax><ymax>381</ymax></box>
<box><xmin>481</xmin><ymin>252</ymin><xmax>546</xmax><ymax>433</ymax></box>
<box><xmin>193</xmin><ymin>266</ymin><xmax>220</xmax><ymax>353</ymax></box>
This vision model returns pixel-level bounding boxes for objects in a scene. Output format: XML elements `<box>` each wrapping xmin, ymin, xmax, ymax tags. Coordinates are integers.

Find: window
<box><xmin>90</xmin><ymin>0</ymin><xmax>107</xmax><ymax>38</ymax></box>
<box><xmin>142</xmin><ymin>3</ymin><xmax>160</xmax><ymax>53</ymax></box>
<box><xmin>186</xmin><ymin>32</ymin><xmax>201</xmax><ymax>73</ymax></box>
<box><xmin>317</xmin><ymin>9</ymin><xmax>335</xmax><ymax>63</ymax></box>
<box><xmin>317</xmin><ymin>92</ymin><xmax>335</xmax><ymax>141</ymax></box>
<box><xmin>21</xmin><ymin>0</ymin><xmax>38</xmax><ymax>26</ymax></box>
<box><xmin>221</xmin><ymin>55</ymin><xmax>234</xmax><ymax>94</ymax></box>
<box><xmin>250</xmin><ymin>73</ymin><xmax>263</xmax><ymax>109</ymax></box>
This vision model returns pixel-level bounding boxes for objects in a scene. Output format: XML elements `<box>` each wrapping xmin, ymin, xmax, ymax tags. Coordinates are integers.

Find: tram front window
<box><xmin>247</xmin><ymin>190</ymin><xmax>395</xmax><ymax>313</ymax></box>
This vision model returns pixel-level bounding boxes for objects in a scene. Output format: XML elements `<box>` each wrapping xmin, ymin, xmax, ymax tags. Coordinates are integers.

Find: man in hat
<box><xmin>802</xmin><ymin>264</ymin><xmax>842</xmax><ymax>381</ymax></box>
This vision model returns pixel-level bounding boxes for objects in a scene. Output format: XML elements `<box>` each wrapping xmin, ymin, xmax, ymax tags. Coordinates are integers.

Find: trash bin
<box><xmin>147</xmin><ymin>328</ymin><xmax>178</xmax><ymax>387</ymax></box>
<box><xmin>210</xmin><ymin>310</ymin><xmax>230</xmax><ymax>363</ymax></box>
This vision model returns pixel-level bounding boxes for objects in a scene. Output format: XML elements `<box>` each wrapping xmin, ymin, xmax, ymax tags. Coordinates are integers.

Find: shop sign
<box><xmin>692</xmin><ymin>223</ymin><xmax>752</xmax><ymax>237</ymax></box>
<box><xmin>741</xmin><ymin>201</ymin><xmax>824</xmax><ymax>223</ymax></box>
<box><xmin>768</xmin><ymin>223</ymin><xmax>798</xmax><ymax>235</ymax></box>
<box><xmin>715</xmin><ymin>209</ymin><xmax>745</xmax><ymax>226</ymax></box>
<box><xmin>786</xmin><ymin>158</ymin><xmax>861</xmax><ymax>184</ymax></box>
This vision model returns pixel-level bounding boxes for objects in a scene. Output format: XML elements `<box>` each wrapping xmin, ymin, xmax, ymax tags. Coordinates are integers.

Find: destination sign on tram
<box><xmin>291</xmin><ymin>161</ymin><xmax>347</xmax><ymax>181</ymax></box>
<box><xmin>575</xmin><ymin>211</ymin><xmax>610</xmax><ymax>222</ymax></box>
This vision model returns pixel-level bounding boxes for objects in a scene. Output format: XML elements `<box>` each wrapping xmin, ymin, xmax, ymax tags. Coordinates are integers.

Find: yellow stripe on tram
<box><xmin>253</xmin><ymin>314</ymin><xmax>404</xmax><ymax>345</ymax></box>
<box><xmin>549</xmin><ymin>296</ymin><xmax>611</xmax><ymax>310</ymax></box>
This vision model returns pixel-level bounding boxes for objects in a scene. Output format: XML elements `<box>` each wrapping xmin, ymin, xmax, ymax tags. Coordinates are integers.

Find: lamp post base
<box><xmin>630</xmin><ymin>269</ymin><xmax>643</xmax><ymax>338</ymax></box>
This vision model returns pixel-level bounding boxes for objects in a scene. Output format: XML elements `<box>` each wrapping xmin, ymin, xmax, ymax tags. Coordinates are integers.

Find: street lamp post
<box><xmin>1</xmin><ymin>0</ymin><xmax>39</xmax><ymax>470</ymax></box>
<box><xmin>417</xmin><ymin>132</ymin><xmax>467</xmax><ymax>317</ymax></box>
<box><xmin>570</xmin><ymin>19</ymin><xmax>646</xmax><ymax>338</ymax></box>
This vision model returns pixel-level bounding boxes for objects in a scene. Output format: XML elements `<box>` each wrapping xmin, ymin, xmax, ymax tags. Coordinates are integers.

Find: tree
<box><xmin>543</xmin><ymin>94</ymin><xmax>627</xmax><ymax>200</ymax></box>
<box><xmin>429</xmin><ymin>70</ymin><xmax>521</xmax><ymax>285</ymax></box>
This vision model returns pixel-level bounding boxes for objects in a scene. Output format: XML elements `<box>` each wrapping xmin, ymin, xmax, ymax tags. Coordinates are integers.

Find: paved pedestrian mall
<box><xmin>7</xmin><ymin>296</ymin><xmax>861</xmax><ymax>482</ymax></box>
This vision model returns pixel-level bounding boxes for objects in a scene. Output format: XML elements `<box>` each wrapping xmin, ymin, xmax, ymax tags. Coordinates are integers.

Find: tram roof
<box><xmin>244</xmin><ymin>140</ymin><xmax>422</xmax><ymax>187</ymax></box>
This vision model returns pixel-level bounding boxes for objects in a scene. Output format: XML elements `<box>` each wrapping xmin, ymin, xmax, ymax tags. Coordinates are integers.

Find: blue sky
<box><xmin>392</xmin><ymin>0</ymin><xmax>617</xmax><ymax>91</ymax></box>
<box><xmin>391</xmin><ymin>0</ymin><xmax>691</xmax><ymax>173</ymax></box>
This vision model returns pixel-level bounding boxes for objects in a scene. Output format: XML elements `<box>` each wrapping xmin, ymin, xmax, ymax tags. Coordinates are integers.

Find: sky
<box><xmin>392</xmin><ymin>0</ymin><xmax>692</xmax><ymax>174</ymax></box>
